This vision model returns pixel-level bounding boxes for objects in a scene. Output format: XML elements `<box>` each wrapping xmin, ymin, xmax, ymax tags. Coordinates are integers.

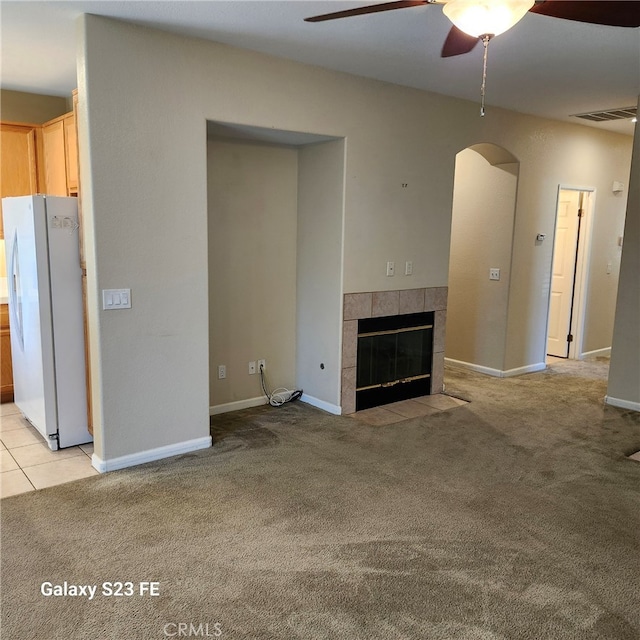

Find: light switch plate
<box><xmin>102</xmin><ymin>288</ymin><xmax>132</xmax><ymax>310</ymax></box>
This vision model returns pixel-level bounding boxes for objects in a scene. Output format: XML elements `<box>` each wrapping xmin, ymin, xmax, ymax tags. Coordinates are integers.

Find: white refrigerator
<box><xmin>3</xmin><ymin>195</ymin><xmax>92</xmax><ymax>450</ymax></box>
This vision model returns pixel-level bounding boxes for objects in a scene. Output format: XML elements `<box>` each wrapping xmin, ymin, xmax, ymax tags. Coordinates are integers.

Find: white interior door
<box><xmin>547</xmin><ymin>190</ymin><xmax>581</xmax><ymax>357</ymax></box>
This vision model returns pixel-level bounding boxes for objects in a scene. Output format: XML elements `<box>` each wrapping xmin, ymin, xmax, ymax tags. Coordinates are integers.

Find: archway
<box><xmin>446</xmin><ymin>143</ymin><xmax>520</xmax><ymax>375</ymax></box>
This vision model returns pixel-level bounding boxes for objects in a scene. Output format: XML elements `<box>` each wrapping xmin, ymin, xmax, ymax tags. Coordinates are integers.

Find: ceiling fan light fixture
<box><xmin>443</xmin><ymin>0</ymin><xmax>534</xmax><ymax>37</ymax></box>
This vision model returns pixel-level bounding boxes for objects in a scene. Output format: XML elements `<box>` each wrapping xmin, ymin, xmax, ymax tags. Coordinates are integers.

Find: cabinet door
<box><xmin>64</xmin><ymin>114</ymin><xmax>78</xmax><ymax>195</ymax></box>
<box><xmin>42</xmin><ymin>119</ymin><xmax>67</xmax><ymax>196</ymax></box>
<box><xmin>0</xmin><ymin>123</ymin><xmax>39</xmax><ymax>238</ymax></box>
<box><xmin>0</xmin><ymin>305</ymin><xmax>13</xmax><ymax>403</ymax></box>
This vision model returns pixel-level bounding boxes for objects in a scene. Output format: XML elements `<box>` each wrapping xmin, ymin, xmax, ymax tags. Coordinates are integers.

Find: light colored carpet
<box><xmin>1</xmin><ymin>359</ymin><xmax>639</xmax><ymax>639</ymax></box>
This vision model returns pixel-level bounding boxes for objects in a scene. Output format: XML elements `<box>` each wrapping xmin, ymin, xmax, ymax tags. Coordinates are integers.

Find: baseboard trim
<box><xmin>445</xmin><ymin>358</ymin><xmax>546</xmax><ymax>378</ymax></box>
<box><xmin>580</xmin><ymin>347</ymin><xmax>611</xmax><ymax>360</ymax></box>
<box><xmin>445</xmin><ymin>358</ymin><xmax>502</xmax><ymax>377</ymax></box>
<box><xmin>301</xmin><ymin>393</ymin><xmax>342</xmax><ymax>415</ymax></box>
<box><xmin>604</xmin><ymin>395</ymin><xmax>640</xmax><ymax>412</ymax></box>
<box><xmin>503</xmin><ymin>362</ymin><xmax>547</xmax><ymax>377</ymax></box>
<box><xmin>210</xmin><ymin>396</ymin><xmax>268</xmax><ymax>416</ymax></box>
<box><xmin>92</xmin><ymin>436</ymin><xmax>212</xmax><ymax>473</ymax></box>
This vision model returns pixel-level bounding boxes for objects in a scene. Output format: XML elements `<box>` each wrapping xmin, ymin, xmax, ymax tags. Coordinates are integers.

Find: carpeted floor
<box><xmin>1</xmin><ymin>359</ymin><xmax>639</xmax><ymax>640</ymax></box>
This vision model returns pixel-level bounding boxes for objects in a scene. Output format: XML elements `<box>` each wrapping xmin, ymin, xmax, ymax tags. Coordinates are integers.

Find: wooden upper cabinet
<box><xmin>42</xmin><ymin>112</ymin><xmax>78</xmax><ymax>197</ymax></box>
<box><xmin>0</xmin><ymin>122</ymin><xmax>40</xmax><ymax>238</ymax></box>
<box><xmin>64</xmin><ymin>114</ymin><xmax>78</xmax><ymax>194</ymax></box>
<box><xmin>42</xmin><ymin>118</ymin><xmax>68</xmax><ymax>196</ymax></box>
<box><xmin>0</xmin><ymin>107</ymin><xmax>79</xmax><ymax>237</ymax></box>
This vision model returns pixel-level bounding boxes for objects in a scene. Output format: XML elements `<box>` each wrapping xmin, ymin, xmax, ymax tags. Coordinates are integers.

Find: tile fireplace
<box><xmin>341</xmin><ymin>288</ymin><xmax>447</xmax><ymax>414</ymax></box>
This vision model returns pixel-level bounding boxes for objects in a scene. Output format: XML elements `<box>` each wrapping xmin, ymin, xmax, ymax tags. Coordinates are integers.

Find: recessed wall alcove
<box><xmin>207</xmin><ymin>121</ymin><xmax>346</xmax><ymax>415</ymax></box>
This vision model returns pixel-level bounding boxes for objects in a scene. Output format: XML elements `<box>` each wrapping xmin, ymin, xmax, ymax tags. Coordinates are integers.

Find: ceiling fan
<box><xmin>305</xmin><ymin>1</ymin><xmax>640</xmax><ymax>58</ymax></box>
<box><xmin>305</xmin><ymin>1</ymin><xmax>640</xmax><ymax>115</ymax></box>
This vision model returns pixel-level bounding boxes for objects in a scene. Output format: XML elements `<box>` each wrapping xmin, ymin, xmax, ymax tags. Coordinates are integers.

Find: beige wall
<box><xmin>607</xmin><ymin>113</ymin><xmax>640</xmax><ymax>408</ymax></box>
<box><xmin>1</xmin><ymin>89</ymin><xmax>70</xmax><ymax>123</ymax></box>
<box><xmin>208</xmin><ymin>138</ymin><xmax>298</xmax><ymax>408</ymax></box>
<box><xmin>502</xmin><ymin>125</ymin><xmax>631</xmax><ymax>371</ymax></box>
<box><xmin>77</xmin><ymin>15</ymin><xmax>635</xmax><ymax>465</ymax></box>
<box><xmin>448</xmin><ymin>148</ymin><xmax>518</xmax><ymax>371</ymax></box>
<box><xmin>582</xmin><ymin>188</ymin><xmax>626</xmax><ymax>354</ymax></box>
<box><xmin>297</xmin><ymin>140</ymin><xmax>345</xmax><ymax>410</ymax></box>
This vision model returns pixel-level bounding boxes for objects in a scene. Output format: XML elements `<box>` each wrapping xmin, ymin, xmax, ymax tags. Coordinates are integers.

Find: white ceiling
<box><xmin>1</xmin><ymin>0</ymin><xmax>638</xmax><ymax>135</ymax></box>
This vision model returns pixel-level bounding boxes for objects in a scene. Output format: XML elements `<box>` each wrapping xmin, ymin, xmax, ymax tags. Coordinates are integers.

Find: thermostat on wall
<box><xmin>612</xmin><ymin>181</ymin><xmax>624</xmax><ymax>194</ymax></box>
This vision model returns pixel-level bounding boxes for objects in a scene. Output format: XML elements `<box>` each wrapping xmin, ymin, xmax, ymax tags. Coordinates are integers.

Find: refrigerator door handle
<box><xmin>9</xmin><ymin>230</ymin><xmax>24</xmax><ymax>351</ymax></box>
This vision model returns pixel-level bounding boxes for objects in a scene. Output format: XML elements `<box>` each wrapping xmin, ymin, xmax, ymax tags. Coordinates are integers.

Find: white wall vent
<box><xmin>572</xmin><ymin>106</ymin><xmax>637</xmax><ymax>122</ymax></box>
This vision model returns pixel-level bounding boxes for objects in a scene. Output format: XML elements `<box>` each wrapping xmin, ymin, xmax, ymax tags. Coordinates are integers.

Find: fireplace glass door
<box><xmin>356</xmin><ymin>312</ymin><xmax>433</xmax><ymax>410</ymax></box>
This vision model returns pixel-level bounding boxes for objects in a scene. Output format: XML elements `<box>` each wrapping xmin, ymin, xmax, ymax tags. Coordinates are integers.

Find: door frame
<box><xmin>545</xmin><ymin>185</ymin><xmax>596</xmax><ymax>360</ymax></box>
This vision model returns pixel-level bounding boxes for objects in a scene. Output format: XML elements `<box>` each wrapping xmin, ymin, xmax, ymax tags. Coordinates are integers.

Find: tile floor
<box><xmin>350</xmin><ymin>393</ymin><xmax>468</xmax><ymax>426</ymax></box>
<box><xmin>1</xmin><ymin>403</ymin><xmax>97</xmax><ymax>499</ymax></box>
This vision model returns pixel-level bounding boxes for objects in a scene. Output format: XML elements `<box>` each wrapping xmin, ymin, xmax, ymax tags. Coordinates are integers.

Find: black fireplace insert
<box><xmin>356</xmin><ymin>311</ymin><xmax>433</xmax><ymax>411</ymax></box>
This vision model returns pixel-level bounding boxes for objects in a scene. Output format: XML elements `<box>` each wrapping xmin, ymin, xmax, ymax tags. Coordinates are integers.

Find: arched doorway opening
<box><xmin>446</xmin><ymin>143</ymin><xmax>521</xmax><ymax>375</ymax></box>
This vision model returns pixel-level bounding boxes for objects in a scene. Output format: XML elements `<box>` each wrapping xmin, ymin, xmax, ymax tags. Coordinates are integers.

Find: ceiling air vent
<box><xmin>572</xmin><ymin>106</ymin><xmax>637</xmax><ymax>122</ymax></box>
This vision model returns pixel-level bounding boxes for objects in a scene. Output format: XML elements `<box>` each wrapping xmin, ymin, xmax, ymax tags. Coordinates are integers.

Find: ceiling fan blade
<box><xmin>530</xmin><ymin>1</ymin><xmax>640</xmax><ymax>27</ymax></box>
<box><xmin>305</xmin><ymin>0</ymin><xmax>429</xmax><ymax>23</ymax></box>
<box><xmin>441</xmin><ymin>26</ymin><xmax>480</xmax><ymax>57</ymax></box>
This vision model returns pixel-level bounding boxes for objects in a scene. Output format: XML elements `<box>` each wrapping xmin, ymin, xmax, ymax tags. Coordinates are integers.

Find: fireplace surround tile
<box><xmin>399</xmin><ymin>288</ymin><xmax>426</xmax><ymax>315</ymax></box>
<box><xmin>431</xmin><ymin>351</ymin><xmax>445</xmax><ymax>394</ymax></box>
<box><xmin>341</xmin><ymin>367</ymin><xmax>357</xmax><ymax>415</ymax></box>
<box><xmin>341</xmin><ymin>287</ymin><xmax>448</xmax><ymax>414</ymax></box>
<box><xmin>434</xmin><ymin>287</ymin><xmax>448</xmax><ymax>310</ymax></box>
<box><xmin>344</xmin><ymin>293</ymin><xmax>372</xmax><ymax>321</ymax></box>
<box><xmin>342</xmin><ymin>320</ymin><xmax>358</xmax><ymax>369</ymax></box>
<box><xmin>434</xmin><ymin>309</ymin><xmax>447</xmax><ymax>353</ymax></box>
<box><xmin>424</xmin><ymin>287</ymin><xmax>448</xmax><ymax>312</ymax></box>
<box><xmin>372</xmin><ymin>290</ymin><xmax>400</xmax><ymax>317</ymax></box>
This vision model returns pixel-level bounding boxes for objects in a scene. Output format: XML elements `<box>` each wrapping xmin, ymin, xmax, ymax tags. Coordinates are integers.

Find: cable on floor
<box><xmin>259</xmin><ymin>363</ymin><xmax>303</xmax><ymax>407</ymax></box>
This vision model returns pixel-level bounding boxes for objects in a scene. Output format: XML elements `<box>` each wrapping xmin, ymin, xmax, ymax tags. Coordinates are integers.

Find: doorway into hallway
<box><xmin>546</xmin><ymin>188</ymin><xmax>593</xmax><ymax>359</ymax></box>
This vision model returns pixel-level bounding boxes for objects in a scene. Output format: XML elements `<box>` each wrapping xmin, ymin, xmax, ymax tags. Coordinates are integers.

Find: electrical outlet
<box><xmin>218</xmin><ymin>365</ymin><xmax>226</xmax><ymax>379</ymax></box>
<box><xmin>258</xmin><ymin>359</ymin><xmax>266</xmax><ymax>372</ymax></box>
<box><xmin>405</xmin><ymin>261</ymin><xmax>413</xmax><ymax>276</ymax></box>
<box><xmin>386</xmin><ymin>261</ymin><xmax>395</xmax><ymax>277</ymax></box>
<box><xmin>489</xmin><ymin>268</ymin><xmax>500</xmax><ymax>281</ymax></box>
<box><xmin>249</xmin><ymin>361</ymin><xmax>256</xmax><ymax>375</ymax></box>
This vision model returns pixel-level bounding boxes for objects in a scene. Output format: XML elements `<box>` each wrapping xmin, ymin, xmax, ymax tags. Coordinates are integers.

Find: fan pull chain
<box><xmin>480</xmin><ymin>34</ymin><xmax>492</xmax><ymax>117</ymax></box>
